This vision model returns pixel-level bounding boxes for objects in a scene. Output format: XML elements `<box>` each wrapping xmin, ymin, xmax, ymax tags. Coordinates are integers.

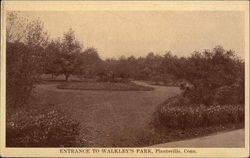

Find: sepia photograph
<box><xmin>0</xmin><ymin>1</ymin><xmax>249</xmax><ymax>157</ymax></box>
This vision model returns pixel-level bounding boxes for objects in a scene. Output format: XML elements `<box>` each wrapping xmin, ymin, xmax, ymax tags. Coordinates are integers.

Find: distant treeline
<box><xmin>6</xmin><ymin>12</ymin><xmax>244</xmax><ymax>107</ymax></box>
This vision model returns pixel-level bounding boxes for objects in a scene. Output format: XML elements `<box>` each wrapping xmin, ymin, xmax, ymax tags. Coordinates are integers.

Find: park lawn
<box><xmin>57</xmin><ymin>81</ymin><xmax>154</xmax><ymax>91</ymax></box>
<box><xmin>25</xmin><ymin>81</ymin><xmax>243</xmax><ymax>147</ymax></box>
<box><xmin>32</xmin><ymin>81</ymin><xmax>181</xmax><ymax>147</ymax></box>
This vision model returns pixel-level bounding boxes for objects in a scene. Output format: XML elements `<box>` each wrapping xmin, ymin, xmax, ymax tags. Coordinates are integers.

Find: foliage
<box><xmin>75</xmin><ymin>47</ymin><xmax>102</xmax><ymax>78</ymax></box>
<box><xmin>6</xmin><ymin>12</ymin><xmax>48</xmax><ymax>107</ymax></box>
<box><xmin>181</xmin><ymin>46</ymin><xmax>244</xmax><ymax>105</ymax></box>
<box><xmin>99</xmin><ymin>47</ymin><xmax>244</xmax><ymax>105</ymax></box>
<box><xmin>7</xmin><ymin>11</ymin><xmax>48</xmax><ymax>45</ymax></box>
<box><xmin>59</xmin><ymin>29</ymin><xmax>82</xmax><ymax>81</ymax></box>
<box><xmin>6</xmin><ymin>11</ymin><xmax>245</xmax><ymax>148</ymax></box>
<box><xmin>214</xmin><ymin>78</ymin><xmax>244</xmax><ymax>105</ymax></box>
<box><xmin>6</xmin><ymin>42</ymin><xmax>42</xmax><ymax>107</ymax></box>
<box><xmin>153</xmin><ymin>96</ymin><xmax>244</xmax><ymax>130</ymax></box>
<box><xmin>44</xmin><ymin>32</ymin><xmax>102</xmax><ymax>81</ymax></box>
<box><xmin>43</xmin><ymin>40</ymin><xmax>62</xmax><ymax>77</ymax></box>
<box><xmin>6</xmin><ymin>106</ymin><xmax>83</xmax><ymax>147</ymax></box>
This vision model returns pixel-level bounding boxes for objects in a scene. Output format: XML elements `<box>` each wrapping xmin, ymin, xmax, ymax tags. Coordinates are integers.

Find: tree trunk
<box><xmin>65</xmin><ymin>74</ymin><xmax>70</xmax><ymax>82</ymax></box>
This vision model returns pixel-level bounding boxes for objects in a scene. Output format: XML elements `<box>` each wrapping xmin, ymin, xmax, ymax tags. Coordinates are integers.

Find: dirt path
<box><xmin>151</xmin><ymin>129</ymin><xmax>245</xmax><ymax>147</ymax></box>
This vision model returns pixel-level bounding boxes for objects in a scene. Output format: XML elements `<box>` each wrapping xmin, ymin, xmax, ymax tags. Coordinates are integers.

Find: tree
<box><xmin>145</xmin><ymin>52</ymin><xmax>163</xmax><ymax>84</ymax></box>
<box><xmin>6</xmin><ymin>11</ymin><xmax>27</xmax><ymax>43</ymax></box>
<box><xmin>44</xmin><ymin>40</ymin><xmax>62</xmax><ymax>78</ymax></box>
<box><xmin>60</xmin><ymin>28</ymin><xmax>82</xmax><ymax>81</ymax></box>
<box><xmin>6</xmin><ymin>12</ymin><xmax>48</xmax><ymax>107</ymax></box>
<box><xmin>24</xmin><ymin>19</ymin><xmax>49</xmax><ymax>48</ymax></box>
<box><xmin>126</xmin><ymin>55</ymin><xmax>139</xmax><ymax>79</ymax></box>
<box><xmin>181</xmin><ymin>46</ymin><xmax>244</xmax><ymax>105</ymax></box>
<box><xmin>114</xmin><ymin>55</ymin><xmax>130</xmax><ymax>79</ymax></box>
<box><xmin>76</xmin><ymin>47</ymin><xmax>102</xmax><ymax>78</ymax></box>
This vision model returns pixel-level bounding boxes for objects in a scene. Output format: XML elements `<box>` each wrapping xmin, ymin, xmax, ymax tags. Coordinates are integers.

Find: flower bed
<box><xmin>153</xmin><ymin>96</ymin><xmax>244</xmax><ymax>129</ymax></box>
<box><xmin>57</xmin><ymin>81</ymin><xmax>154</xmax><ymax>91</ymax></box>
<box><xmin>6</xmin><ymin>106</ymin><xmax>83</xmax><ymax>147</ymax></box>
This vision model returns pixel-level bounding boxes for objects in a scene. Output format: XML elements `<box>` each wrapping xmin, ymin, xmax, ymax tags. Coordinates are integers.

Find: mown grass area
<box><xmin>32</xmin><ymin>81</ymin><xmax>181</xmax><ymax>147</ymax></box>
<box><xmin>9</xmin><ymin>80</ymin><xmax>244</xmax><ymax>147</ymax></box>
<box><xmin>57</xmin><ymin>81</ymin><xmax>154</xmax><ymax>91</ymax></box>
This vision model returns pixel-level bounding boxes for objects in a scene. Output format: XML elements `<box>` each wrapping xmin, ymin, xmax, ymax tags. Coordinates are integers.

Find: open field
<box><xmin>33</xmin><ymin>81</ymin><xmax>181</xmax><ymax>147</ymax></box>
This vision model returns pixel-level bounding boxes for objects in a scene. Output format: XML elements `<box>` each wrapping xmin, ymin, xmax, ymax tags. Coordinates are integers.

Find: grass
<box><xmin>57</xmin><ymin>81</ymin><xmax>154</xmax><ymax>91</ymax></box>
<box><xmin>13</xmin><ymin>80</ymin><xmax>243</xmax><ymax>147</ymax></box>
<box><xmin>31</xmin><ymin>81</ymin><xmax>181</xmax><ymax>147</ymax></box>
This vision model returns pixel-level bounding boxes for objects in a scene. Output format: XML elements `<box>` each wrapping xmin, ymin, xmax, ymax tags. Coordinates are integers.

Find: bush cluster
<box><xmin>6</xmin><ymin>106</ymin><xmax>82</xmax><ymax>147</ymax></box>
<box><xmin>180</xmin><ymin>46</ymin><xmax>244</xmax><ymax>105</ymax></box>
<box><xmin>184</xmin><ymin>81</ymin><xmax>244</xmax><ymax>106</ymax></box>
<box><xmin>153</xmin><ymin>96</ymin><xmax>244</xmax><ymax>130</ymax></box>
<box><xmin>214</xmin><ymin>80</ymin><xmax>244</xmax><ymax>105</ymax></box>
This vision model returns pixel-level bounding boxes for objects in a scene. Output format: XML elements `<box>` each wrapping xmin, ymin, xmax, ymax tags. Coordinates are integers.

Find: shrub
<box><xmin>214</xmin><ymin>80</ymin><xmax>244</xmax><ymax>105</ymax></box>
<box><xmin>6</xmin><ymin>106</ymin><xmax>83</xmax><ymax>147</ymax></box>
<box><xmin>153</xmin><ymin>96</ymin><xmax>244</xmax><ymax>130</ymax></box>
<box><xmin>184</xmin><ymin>86</ymin><xmax>215</xmax><ymax>105</ymax></box>
<box><xmin>179</xmin><ymin>46</ymin><xmax>244</xmax><ymax>105</ymax></box>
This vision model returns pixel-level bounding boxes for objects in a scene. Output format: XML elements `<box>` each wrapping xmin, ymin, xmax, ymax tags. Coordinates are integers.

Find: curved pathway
<box><xmin>151</xmin><ymin>129</ymin><xmax>245</xmax><ymax>147</ymax></box>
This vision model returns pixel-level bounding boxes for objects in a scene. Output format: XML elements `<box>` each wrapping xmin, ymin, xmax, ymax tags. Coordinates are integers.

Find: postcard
<box><xmin>0</xmin><ymin>0</ymin><xmax>249</xmax><ymax>157</ymax></box>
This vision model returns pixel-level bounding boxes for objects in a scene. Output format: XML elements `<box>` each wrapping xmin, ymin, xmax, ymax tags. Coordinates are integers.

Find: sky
<box><xmin>20</xmin><ymin>11</ymin><xmax>245</xmax><ymax>59</ymax></box>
